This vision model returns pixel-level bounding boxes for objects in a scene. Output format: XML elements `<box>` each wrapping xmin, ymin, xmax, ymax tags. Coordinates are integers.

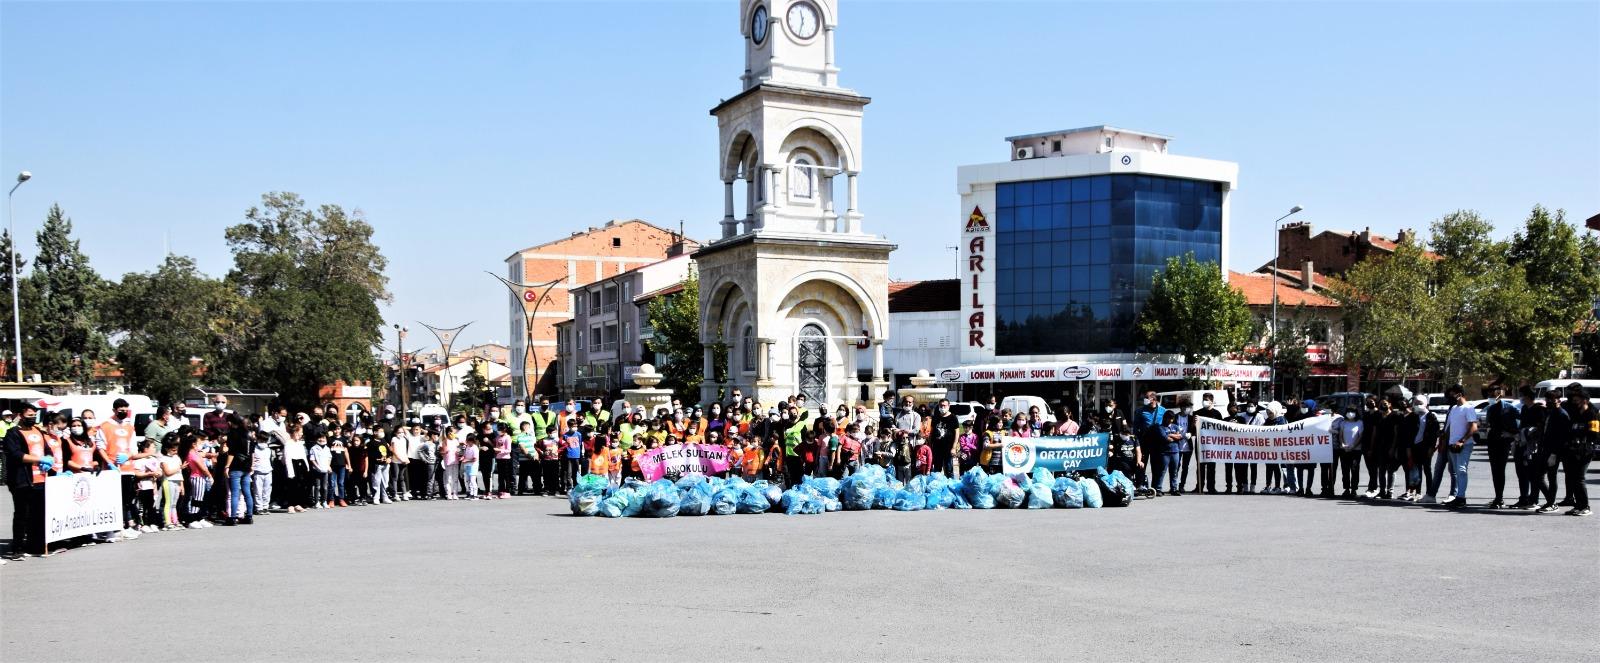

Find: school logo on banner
<box><xmin>999</xmin><ymin>434</ymin><xmax>1110</xmax><ymax>475</ymax></box>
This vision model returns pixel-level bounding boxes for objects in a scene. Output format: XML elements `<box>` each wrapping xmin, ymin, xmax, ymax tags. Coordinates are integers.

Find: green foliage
<box><xmin>1330</xmin><ymin>238</ymin><xmax>1443</xmax><ymax>379</ymax></box>
<box><xmin>102</xmin><ymin>255</ymin><xmax>243</xmax><ymax>405</ymax></box>
<box><xmin>1501</xmin><ymin>206</ymin><xmax>1600</xmax><ymax>383</ymax></box>
<box><xmin>644</xmin><ymin>274</ymin><xmax>723</xmax><ymax>402</ymax></box>
<box><xmin>1427</xmin><ymin>210</ymin><xmax>1533</xmax><ymax>385</ymax></box>
<box><xmin>217</xmin><ymin>192</ymin><xmax>389</xmax><ymax>411</ymax></box>
<box><xmin>0</xmin><ymin>230</ymin><xmax>36</xmax><ymax>376</ymax></box>
<box><xmin>27</xmin><ymin>205</ymin><xmax>109</xmax><ymax>387</ymax></box>
<box><xmin>451</xmin><ymin>361</ymin><xmax>498</xmax><ymax>416</ymax></box>
<box><xmin>1135</xmin><ymin>253</ymin><xmax>1253</xmax><ymax>367</ymax></box>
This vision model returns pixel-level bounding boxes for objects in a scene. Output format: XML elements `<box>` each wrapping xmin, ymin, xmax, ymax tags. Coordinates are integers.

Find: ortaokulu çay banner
<box><xmin>999</xmin><ymin>433</ymin><xmax>1110</xmax><ymax>475</ymax></box>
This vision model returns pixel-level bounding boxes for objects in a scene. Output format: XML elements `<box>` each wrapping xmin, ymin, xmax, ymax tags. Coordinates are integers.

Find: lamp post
<box><xmin>1269</xmin><ymin>204</ymin><xmax>1306</xmax><ymax>400</ymax></box>
<box><xmin>394</xmin><ymin>324</ymin><xmax>409</xmax><ymax>414</ymax></box>
<box><xmin>7</xmin><ymin>171</ymin><xmax>31</xmax><ymax>382</ymax></box>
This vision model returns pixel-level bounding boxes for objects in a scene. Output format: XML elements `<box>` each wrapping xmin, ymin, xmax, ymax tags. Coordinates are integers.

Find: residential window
<box><xmin>574</xmin><ymin>293</ymin><xmax>584</xmax><ymax>315</ymax></box>
<box><xmin>741</xmin><ymin>327</ymin><xmax>755</xmax><ymax>373</ymax></box>
<box><xmin>622</xmin><ymin>281</ymin><xmax>631</xmax><ymax>303</ymax></box>
<box><xmin>602</xmin><ymin>284</ymin><xmax>618</xmax><ymax>314</ymax></box>
<box><xmin>612</xmin><ymin>237</ymin><xmax>622</xmax><ymax>248</ymax></box>
<box><xmin>602</xmin><ymin>324</ymin><xmax>618</xmax><ymax>352</ymax></box>
<box><xmin>576</xmin><ymin>329</ymin><xmax>584</xmax><ymax>352</ymax></box>
<box><xmin>589</xmin><ymin>289</ymin><xmax>601</xmax><ymax>315</ymax></box>
<box><xmin>590</xmin><ymin>326</ymin><xmax>601</xmax><ymax>351</ymax></box>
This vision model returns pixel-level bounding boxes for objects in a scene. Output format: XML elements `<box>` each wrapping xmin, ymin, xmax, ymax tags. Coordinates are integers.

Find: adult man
<box><xmin>1133</xmin><ymin>391</ymin><xmax>1166</xmax><ymax>490</ymax></box>
<box><xmin>143</xmin><ymin>405</ymin><xmax>175</xmax><ymax>446</ymax></box>
<box><xmin>893</xmin><ymin>395</ymin><xmax>921</xmax><ymax>441</ymax></box>
<box><xmin>203</xmin><ymin>397</ymin><xmax>231</xmax><ymax>439</ymax></box>
<box><xmin>1439</xmin><ymin>385</ymin><xmax>1478</xmax><ymax>509</ymax></box>
<box><xmin>96</xmin><ymin>398</ymin><xmax>145</xmax><ymax>538</ymax></box>
<box><xmin>1192</xmin><ymin>395</ymin><xmax>1224</xmax><ymax>494</ymax></box>
<box><xmin>1483</xmin><ymin>385</ymin><xmax>1520</xmax><ymax>509</ymax></box>
<box><xmin>0</xmin><ymin>409</ymin><xmax>16</xmax><ymax>441</ymax></box>
<box><xmin>3</xmin><ymin>404</ymin><xmax>53</xmax><ymax>558</ymax></box>
<box><xmin>1560</xmin><ymin>382</ymin><xmax>1595</xmax><ymax>516</ymax></box>
<box><xmin>928</xmin><ymin>399</ymin><xmax>960</xmax><ymax>477</ymax></box>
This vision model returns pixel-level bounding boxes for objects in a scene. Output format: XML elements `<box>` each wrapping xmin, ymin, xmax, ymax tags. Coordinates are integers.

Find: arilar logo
<box><xmin>965</xmin><ymin>206</ymin><xmax>989</xmax><ymax>232</ymax></box>
<box><xmin>71</xmin><ymin>476</ymin><xmax>92</xmax><ymax>504</ymax></box>
<box><xmin>1003</xmin><ymin>441</ymin><xmax>1029</xmax><ymax>467</ymax></box>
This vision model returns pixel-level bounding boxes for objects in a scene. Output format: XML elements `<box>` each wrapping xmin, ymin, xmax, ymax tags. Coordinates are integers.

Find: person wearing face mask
<box><xmin>1332</xmin><ymin>408</ymin><xmax>1364</xmax><ymax>497</ymax></box>
<box><xmin>203</xmin><ymin>398</ymin><xmax>232</xmax><ymax>439</ymax></box>
<box><xmin>251</xmin><ymin>431</ymin><xmax>274</xmax><ymax>515</ymax></box>
<box><xmin>3</xmin><ymin>404</ymin><xmax>53</xmax><ymax>558</ymax></box>
<box><xmin>929</xmin><ymin>399</ymin><xmax>960</xmax><ymax>478</ymax></box>
<box><xmin>1192</xmin><ymin>396</ymin><xmax>1223</xmax><ymax>494</ymax></box>
<box><xmin>780</xmin><ymin>406</ymin><xmax>811</xmax><ymax>487</ymax></box>
<box><xmin>1230</xmin><ymin>402</ymin><xmax>1260</xmax><ymax>493</ymax></box>
<box><xmin>144</xmin><ymin>405</ymin><xmax>174</xmax><ymax>446</ymax></box>
<box><xmin>1173</xmin><ymin>399</ymin><xmax>1195</xmax><ymax>493</ymax></box>
<box><xmin>94</xmin><ymin>398</ymin><xmax>146</xmax><ymax>539</ymax></box>
<box><xmin>1095</xmin><ymin>399</ymin><xmax>1139</xmax><ymax>489</ymax></box>
<box><xmin>1133</xmin><ymin>391</ymin><xmax>1166</xmax><ymax>491</ymax></box>
<box><xmin>1398</xmin><ymin>395</ymin><xmax>1439</xmax><ymax>501</ymax></box>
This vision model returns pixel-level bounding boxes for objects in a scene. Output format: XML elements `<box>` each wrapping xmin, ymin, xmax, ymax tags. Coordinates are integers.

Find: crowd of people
<box><xmin>4</xmin><ymin>380</ymin><xmax>1595</xmax><ymax>558</ymax></box>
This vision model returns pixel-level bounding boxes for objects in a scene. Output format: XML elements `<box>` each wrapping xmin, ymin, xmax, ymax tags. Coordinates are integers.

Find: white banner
<box><xmin>45</xmin><ymin>472</ymin><xmax>124</xmax><ymax>544</ymax></box>
<box><xmin>1196</xmin><ymin>415</ymin><xmax>1334</xmax><ymax>465</ymax></box>
<box><xmin>935</xmin><ymin>363</ymin><xmax>1271</xmax><ymax>384</ymax></box>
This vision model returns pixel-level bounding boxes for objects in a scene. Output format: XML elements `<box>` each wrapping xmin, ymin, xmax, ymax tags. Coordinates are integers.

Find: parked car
<box><xmin>1156</xmin><ymin>390</ymin><xmax>1231</xmax><ymax>416</ymax></box>
<box><xmin>1316</xmin><ymin>392</ymin><xmax>1375</xmax><ymax>416</ymax></box>
<box><xmin>1422</xmin><ymin>393</ymin><xmax>1450</xmax><ymax>417</ymax></box>
<box><xmin>945</xmin><ymin>401</ymin><xmax>985</xmax><ymax>427</ymax></box>
<box><xmin>1000</xmin><ymin>395</ymin><xmax>1058</xmax><ymax>424</ymax></box>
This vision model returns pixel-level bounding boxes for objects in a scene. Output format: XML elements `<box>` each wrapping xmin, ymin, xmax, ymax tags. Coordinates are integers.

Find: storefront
<box><xmin>936</xmin><ymin>361</ymin><xmax>1270</xmax><ymax>420</ymax></box>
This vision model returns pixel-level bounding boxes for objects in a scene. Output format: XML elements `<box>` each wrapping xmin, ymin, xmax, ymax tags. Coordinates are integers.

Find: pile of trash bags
<box><xmin>568</xmin><ymin>466</ymin><xmax>1138</xmax><ymax>517</ymax></box>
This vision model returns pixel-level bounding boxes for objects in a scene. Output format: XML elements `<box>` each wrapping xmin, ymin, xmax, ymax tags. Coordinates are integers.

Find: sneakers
<box><xmin>339</xmin><ymin>500</ymin><xmax>349</xmax><ymax>507</ymax></box>
<box><xmin>187</xmin><ymin>522</ymin><xmax>205</xmax><ymax>529</ymax></box>
<box><xmin>1419</xmin><ymin>495</ymin><xmax>1437</xmax><ymax>504</ymax></box>
<box><xmin>1485</xmin><ymin>500</ymin><xmax>1506</xmax><ymax>509</ymax></box>
<box><xmin>1569</xmin><ymin>508</ymin><xmax>1593</xmax><ymax>517</ymax></box>
<box><xmin>1362</xmin><ymin>489</ymin><xmax>1378</xmax><ymax>499</ymax></box>
<box><xmin>1536</xmin><ymin>504</ymin><xmax>1559</xmax><ymax>513</ymax></box>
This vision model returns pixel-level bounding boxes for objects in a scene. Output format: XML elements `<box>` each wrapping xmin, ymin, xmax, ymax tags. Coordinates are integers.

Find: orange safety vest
<box><xmin>589</xmin><ymin>451</ymin><xmax>610</xmax><ymax>476</ymax></box>
<box><xmin>22</xmin><ymin>428</ymin><xmax>49</xmax><ymax>485</ymax></box>
<box><xmin>742</xmin><ymin>447</ymin><xmax>761</xmax><ymax>471</ymax></box>
<box><xmin>69</xmin><ymin>439</ymin><xmax>96</xmax><ymax>469</ymax></box>
<box><xmin>98</xmin><ymin>419</ymin><xmax>137</xmax><ymax>470</ymax></box>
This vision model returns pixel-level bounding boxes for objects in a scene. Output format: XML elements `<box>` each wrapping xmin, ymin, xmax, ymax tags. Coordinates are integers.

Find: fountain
<box><xmin>620</xmin><ymin>363</ymin><xmax>674</xmax><ymax>417</ymax></box>
<box><xmin>900</xmin><ymin>369</ymin><xmax>950</xmax><ymax>408</ymax></box>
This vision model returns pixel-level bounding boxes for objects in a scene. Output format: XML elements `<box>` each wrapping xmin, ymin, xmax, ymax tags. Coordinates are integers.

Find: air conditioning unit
<box><xmin>1015</xmin><ymin>146</ymin><xmax>1035</xmax><ymax>160</ymax></box>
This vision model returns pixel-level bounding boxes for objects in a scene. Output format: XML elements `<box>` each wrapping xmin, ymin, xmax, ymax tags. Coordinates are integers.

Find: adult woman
<box><xmin>1560</xmin><ymin>383</ymin><xmax>1595</xmax><ymax>516</ymax></box>
<box><xmin>1055</xmin><ymin>409</ymin><xmax>1080</xmax><ymax>436</ymax></box>
<box><xmin>1334</xmin><ymin>408</ymin><xmax>1364</xmax><ymax>497</ymax></box>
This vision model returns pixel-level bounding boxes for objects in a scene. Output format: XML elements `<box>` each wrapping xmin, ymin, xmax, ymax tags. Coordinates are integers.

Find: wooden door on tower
<box><xmin>797</xmin><ymin>324</ymin><xmax>827</xmax><ymax>404</ymax></box>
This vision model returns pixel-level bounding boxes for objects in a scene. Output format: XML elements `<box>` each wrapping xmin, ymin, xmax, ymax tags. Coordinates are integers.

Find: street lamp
<box><xmin>1269</xmin><ymin>204</ymin><xmax>1306</xmax><ymax>400</ymax></box>
<box><xmin>8</xmin><ymin>171</ymin><xmax>31</xmax><ymax>383</ymax></box>
<box><xmin>394</xmin><ymin>324</ymin><xmax>409</xmax><ymax>414</ymax></box>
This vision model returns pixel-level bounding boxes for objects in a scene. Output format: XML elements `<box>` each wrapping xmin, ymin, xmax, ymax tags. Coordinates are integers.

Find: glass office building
<box><xmin>993</xmin><ymin>173</ymin><xmax>1223</xmax><ymax>355</ymax></box>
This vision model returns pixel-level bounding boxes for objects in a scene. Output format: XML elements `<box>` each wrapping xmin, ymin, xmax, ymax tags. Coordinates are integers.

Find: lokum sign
<box><xmin>1195</xmin><ymin>415</ymin><xmax>1334</xmax><ymax>465</ymax></box>
<box><xmin>637</xmin><ymin>443</ymin><xmax>736</xmax><ymax>481</ymax></box>
<box><xmin>999</xmin><ymin>433</ymin><xmax>1109</xmax><ymax>475</ymax></box>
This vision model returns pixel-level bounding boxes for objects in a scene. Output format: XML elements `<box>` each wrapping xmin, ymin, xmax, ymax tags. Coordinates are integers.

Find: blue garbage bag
<box><xmin>710</xmin><ymin>486</ymin><xmax>740</xmax><ymax>515</ymax></box>
<box><xmin>1052</xmin><ymin>476</ymin><xmax>1084</xmax><ymax>508</ymax></box>
<box><xmin>737</xmin><ymin>484</ymin><xmax>772</xmax><ymax>514</ymax></box>
<box><xmin>1025</xmin><ymin>475</ymin><xmax>1054</xmax><ymax>509</ymax></box>
<box><xmin>854</xmin><ymin>465</ymin><xmax>888</xmax><ymax>484</ymax></box>
<box><xmin>803</xmin><ymin>476</ymin><xmax>842</xmax><ymax>500</ymax></box>
<box><xmin>891</xmin><ymin>489</ymin><xmax>925</xmax><ymax>511</ymax></box>
<box><xmin>960</xmin><ymin>468</ymin><xmax>994</xmax><ymax>509</ymax></box>
<box><xmin>1080</xmin><ymin>477</ymin><xmax>1103</xmax><ymax>508</ymax></box>
<box><xmin>925</xmin><ymin>476</ymin><xmax>957</xmax><ymax>509</ymax></box>
<box><xmin>781</xmin><ymin>486</ymin><xmax>826</xmax><ymax>515</ymax></box>
<box><xmin>1105</xmin><ymin>470</ymin><xmax>1136</xmax><ymax>507</ymax></box>
<box><xmin>872</xmin><ymin>486</ymin><xmax>897</xmax><ymax>509</ymax></box>
<box><xmin>568</xmin><ymin>473</ymin><xmax>608</xmax><ymax>516</ymax></box>
<box><xmin>677</xmin><ymin>479</ymin><xmax>714</xmax><ymax>516</ymax></box>
<box><xmin>597</xmin><ymin>487</ymin><xmax>637</xmax><ymax>518</ymax></box>
<box><xmin>822</xmin><ymin>496</ymin><xmax>842</xmax><ymax>512</ymax></box>
<box><xmin>995</xmin><ymin>478</ymin><xmax>1026</xmax><ymax>509</ymax></box>
<box><xmin>642</xmin><ymin>479</ymin><xmax>681</xmax><ymax>518</ymax></box>
<box><xmin>839</xmin><ymin>473</ymin><xmax>879</xmax><ymax>511</ymax></box>
<box><xmin>906</xmin><ymin>474</ymin><xmax>932</xmax><ymax>494</ymax></box>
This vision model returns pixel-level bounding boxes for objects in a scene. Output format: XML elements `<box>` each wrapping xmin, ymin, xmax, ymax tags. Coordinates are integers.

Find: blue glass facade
<box><xmin>994</xmin><ymin>174</ymin><xmax>1223</xmax><ymax>355</ymax></box>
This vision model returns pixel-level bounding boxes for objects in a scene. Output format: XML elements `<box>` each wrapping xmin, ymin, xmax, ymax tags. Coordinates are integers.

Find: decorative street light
<box><xmin>487</xmin><ymin>271</ymin><xmax>565</xmax><ymax>400</ymax></box>
<box><xmin>1269</xmin><ymin>204</ymin><xmax>1306</xmax><ymax>400</ymax></box>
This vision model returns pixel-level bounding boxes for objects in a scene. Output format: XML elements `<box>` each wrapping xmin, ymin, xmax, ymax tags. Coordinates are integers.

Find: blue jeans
<box><xmin>1157</xmin><ymin>451</ymin><xmax>1181</xmax><ymax>491</ymax></box>
<box><xmin>1450</xmin><ymin>441</ymin><xmax>1473</xmax><ymax>499</ymax></box>
<box><xmin>330</xmin><ymin>467</ymin><xmax>348</xmax><ymax>500</ymax></box>
<box><xmin>228</xmin><ymin>470</ymin><xmax>255</xmax><ymax>518</ymax></box>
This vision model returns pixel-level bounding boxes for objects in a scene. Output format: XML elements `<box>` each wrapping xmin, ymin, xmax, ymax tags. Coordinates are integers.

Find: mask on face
<box><xmin>70</xmin><ymin>426</ymin><xmax>84</xmax><ymax>435</ymax></box>
<box><xmin>1104</xmin><ymin>406</ymin><xmax>1113</xmax><ymax>414</ymax></box>
<box><xmin>1413</xmin><ymin>405</ymin><xmax>1426</xmax><ymax>415</ymax></box>
<box><xmin>1344</xmin><ymin>412</ymin><xmax>1357</xmax><ymax>421</ymax></box>
<box><xmin>515</xmin><ymin>406</ymin><xmax>525</xmax><ymax>413</ymax></box>
<box><xmin>1246</xmin><ymin>406</ymin><xmax>1258</xmax><ymax>414</ymax></box>
<box><xmin>82</xmin><ymin>417</ymin><xmax>98</xmax><ymax>428</ymax></box>
<box><xmin>20</xmin><ymin>416</ymin><xmax>36</xmax><ymax>427</ymax></box>
<box><xmin>214</xmin><ymin>403</ymin><xmax>225</xmax><ymax>412</ymax></box>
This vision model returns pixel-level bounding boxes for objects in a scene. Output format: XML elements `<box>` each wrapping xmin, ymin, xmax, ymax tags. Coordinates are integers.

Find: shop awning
<box><xmin>934</xmin><ymin>361</ymin><xmax>1271</xmax><ymax>384</ymax></box>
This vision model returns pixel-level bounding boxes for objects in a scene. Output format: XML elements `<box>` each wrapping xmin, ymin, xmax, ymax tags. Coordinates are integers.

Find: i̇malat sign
<box><xmin>936</xmin><ymin>363</ymin><xmax>1271</xmax><ymax>383</ymax></box>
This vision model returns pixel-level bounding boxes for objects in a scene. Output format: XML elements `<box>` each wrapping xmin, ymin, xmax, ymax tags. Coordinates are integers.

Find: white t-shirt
<box><xmin>1445</xmin><ymin>403</ymin><xmax>1479</xmax><ymax>445</ymax></box>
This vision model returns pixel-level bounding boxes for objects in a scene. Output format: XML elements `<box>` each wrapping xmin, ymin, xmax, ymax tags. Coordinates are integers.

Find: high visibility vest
<box><xmin>69</xmin><ymin>439</ymin><xmax>96</xmax><ymax>468</ymax></box>
<box><xmin>99</xmin><ymin>419</ymin><xmax>137</xmax><ymax>471</ymax></box>
<box><xmin>589</xmin><ymin>452</ymin><xmax>610</xmax><ymax>475</ymax></box>
<box><xmin>583</xmin><ymin>410</ymin><xmax>610</xmax><ymax>430</ymax></box>
<box><xmin>23</xmin><ymin>428</ymin><xmax>49</xmax><ymax>485</ymax></box>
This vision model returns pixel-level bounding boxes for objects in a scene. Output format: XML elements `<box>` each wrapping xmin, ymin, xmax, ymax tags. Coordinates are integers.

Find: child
<box><xmin>911</xmin><ymin>436</ymin><xmax>933</xmax><ymax>478</ymax></box>
<box><xmin>308</xmin><ymin>433</ymin><xmax>332</xmax><ymax>508</ymax></box>
<box><xmin>729</xmin><ymin>441</ymin><xmax>744</xmax><ymax>479</ymax></box>
<box><xmin>588</xmin><ymin>437</ymin><xmax>611</xmax><ymax>482</ymax></box>
<box><xmin>743</xmin><ymin>436</ymin><xmax>764</xmax><ymax>482</ymax></box>
<box><xmin>440</xmin><ymin>429</ymin><xmax>461</xmax><ymax>500</ymax></box>
<box><xmin>158</xmin><ymin>440</ymin><xmax>183</xmax><ymax>530</ymax></box>
<box><xmin>957</xmin><ymin>421</ymin><xmax>980</xmax><ymax>474</ymax></box>
<box><xmin>604</xmin><ymin>438</ymin><xmax>623</xmax><ymax>486</ymax></box>
<box><xmin>251</xmin><ymin>434</ymin><xmax>273</xmax><ymax>515</ymax></box>
<box><xmin>460</xmin><ymin>433</ymin><xmax>481</xmax><ymax>499</ymax></box>
<box><xmin>131</xmin><ymin>440</ymin><xmax>162</xmax><ymax>532</ymax></box>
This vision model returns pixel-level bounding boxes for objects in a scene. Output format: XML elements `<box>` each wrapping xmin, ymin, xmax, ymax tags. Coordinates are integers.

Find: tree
<box><xmin>1502</xmin><ymin>206</ymin><xmax>1600</xmax><ymax>384</ymax></box>
<box><xmin>644</xmin><ymin>273</ymin><xmax>724</xmax><ymax>402</ymax></box>
<box><xmin>0</xmin><ymin>230</ymin><xmax>35</xmax><ymax>378</ymax></box>
<box><xmin>28</xmin><ymin>204</ymin><xmax>109</xmax><ymax>387</ymax></box>
<box><xmin>1427</xmin><ymin>210</ymin><xmax>1534</xmax><ymax>385</ymax></box>
<box><xmin>1135</xmin><ymin>253</ymin><xmax>1253</xmax><ymax>370</ymax></box>
<box><xmin>451</xmin><ymin>360</ymin><xmax>498</xmax><ymax>416</ymax></box>
<box><xmin>218</xmin><ymin>192</ymin><xmax>389</xmax><ymax>411</ymax></box>
<box><xmin>1330</xmin><ymin>238</ymin><xmax>1443</xmax><ymax>388</ymax></box>
<box><xmin>102</xmin><ymin>255</ymin><xmax>243</xmax><ymax>404</ymax></box>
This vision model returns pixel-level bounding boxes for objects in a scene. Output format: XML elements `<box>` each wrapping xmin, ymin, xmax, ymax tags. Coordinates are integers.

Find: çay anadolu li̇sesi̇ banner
<box><xmin>637</xmin><ymin>443</ymin><xmax>735</xmax><ymax>481</ymax></box>
<box><xmin>1000</xmin><ymin>433</ymin><xmax>1109</xmax><ymax>475</ymax></box>
<box><xmin>1195</xmin><ymin>415</ymin><xmax>1334</xmax><ymax>465</ymax></box>
<box><xmin>45</xmin><ymin>471</ymin><xmax>124</xmax><ymax>544</ymax></box>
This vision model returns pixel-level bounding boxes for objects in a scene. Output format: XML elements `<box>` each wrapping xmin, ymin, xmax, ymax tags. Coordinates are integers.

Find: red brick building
<box><xmin>503</xmin><ymin>220</ymin><xmax>698</xmax><ymax>399</ymax></box>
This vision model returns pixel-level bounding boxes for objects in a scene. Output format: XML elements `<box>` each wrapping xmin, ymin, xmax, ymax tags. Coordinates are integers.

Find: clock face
<box><xmin>751</xmin><ymin>6</ymin><xmax>768</xmax><ymax>44</ymax></box>
<box><xmin>786</xmin><ymin>2</ymin><xmax>819</xmax><ymax>40</ymax></box>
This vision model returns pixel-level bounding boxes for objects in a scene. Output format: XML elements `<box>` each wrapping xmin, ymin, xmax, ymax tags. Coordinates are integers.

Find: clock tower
<box><xmin>695</xmin><ymin>0</ymin><xmax>893</xmax><ymax>408</ymax></box>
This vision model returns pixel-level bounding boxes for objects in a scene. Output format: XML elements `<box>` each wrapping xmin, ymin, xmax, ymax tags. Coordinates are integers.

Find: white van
<box><xmin>999</xmin><ymin>395</ymin><xmax>1058</xmax><ymax>424</ymax></box>
<box><xmin>1156</xmin><ymin>390</ymin><xmax>1231</xmax><ymax>414</ymax></box>
<box><xmin>1533</xmin><ymin>379</ymin><xmax>1600</xmax><ymax>402</ymax></box>
<box><xmin>31</xmin><ymin>394</ymin><xmax>158</xmax><ymax>439</ymax></box>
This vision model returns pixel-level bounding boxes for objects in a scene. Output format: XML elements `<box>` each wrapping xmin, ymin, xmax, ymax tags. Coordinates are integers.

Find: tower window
<box><xmin>789</xmin><ymin>156</ymin><xmax>814</xmax><ymax>200</ymax></box>
<box><xmin>1051</xmin><ymin>140</ymin><xmax>1061</xmax><ymax>153</ymax></box>
<box><xmin>612</xmin><ymin>237</ymin><xmax>622</xmax><ymax>247</ymax></box>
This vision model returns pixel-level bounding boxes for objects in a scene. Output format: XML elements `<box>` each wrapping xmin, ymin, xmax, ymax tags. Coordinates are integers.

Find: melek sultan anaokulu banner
<box><xmin>1195</xmin><ymin>415</ymin><xmax>1335</xmax><ymax>464</ymax></box>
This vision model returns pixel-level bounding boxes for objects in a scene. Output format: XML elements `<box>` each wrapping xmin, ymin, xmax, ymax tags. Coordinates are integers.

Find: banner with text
<box><xmin>45</xmin><ymin>471</ymin><xmax>123</xmax><ymax>544</ymax></box>
<box><xmin>1000</xmin><ymin>433</ymin><xmax>1110</xmax><ymax>475</ymax></box>
<box><xmin>638</xmin><ymin>444</ymin><xmax>735</xmax><ymax>481</ymax></box>
<box><xmin>1196</xmin><ymin>415</ymin><xmax>1334</xmax><ymax>465</ymax></box>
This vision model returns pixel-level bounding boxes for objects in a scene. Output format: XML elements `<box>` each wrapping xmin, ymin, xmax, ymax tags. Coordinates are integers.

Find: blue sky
<box><xmin>3</xmin><ymin>1</ymin><xmax>1596</xmax><ymax>351</ymax></box>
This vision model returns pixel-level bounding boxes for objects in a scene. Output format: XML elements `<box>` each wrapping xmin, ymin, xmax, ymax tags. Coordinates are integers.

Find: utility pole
<box><xmin>395</xmin><ymin>324</ymin><xmax>409</xmax><ymax>416</ymax></box>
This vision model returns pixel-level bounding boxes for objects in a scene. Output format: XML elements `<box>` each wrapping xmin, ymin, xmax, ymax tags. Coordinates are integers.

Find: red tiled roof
<box><xmin>1229</xmin><ymin>271</ymin><xmax>1338</xmax><ymax>308</ymax></box>
<box><xmin>888</xmin><ymin>279</ymin><xmax>959</xmax><ymax>313</ymax></box>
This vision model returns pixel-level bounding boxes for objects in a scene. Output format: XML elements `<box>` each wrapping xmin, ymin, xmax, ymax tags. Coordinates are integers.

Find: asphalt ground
<box><xmin>2</xmin><ymin>451</ymin><xmax>1596</xmax><ymax>663</ymax></box>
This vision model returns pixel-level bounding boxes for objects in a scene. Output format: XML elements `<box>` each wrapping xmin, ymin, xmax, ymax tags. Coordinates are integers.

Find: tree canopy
<box><xmin>1135</xmin><ymin>253</ymin><xmax>1253</xmax><ymax>367</ymax></box>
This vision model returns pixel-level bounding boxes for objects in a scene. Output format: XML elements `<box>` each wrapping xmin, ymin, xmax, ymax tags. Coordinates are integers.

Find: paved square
<box><xmin>3</xmin><ymin>455</ymin><xmax>1596</xmax><ymax>662</ymax></box>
